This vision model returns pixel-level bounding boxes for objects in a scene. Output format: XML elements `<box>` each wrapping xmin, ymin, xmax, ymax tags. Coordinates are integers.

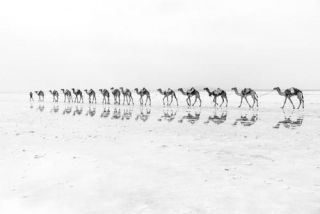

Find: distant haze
<box><xmin>1</xmin><ymin>0</ymin><xmax>320</xmax><ymax>92</ymax></box>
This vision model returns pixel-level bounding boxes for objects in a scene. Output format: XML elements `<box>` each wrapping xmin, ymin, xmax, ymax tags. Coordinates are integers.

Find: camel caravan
<box><xmin>29</xmin><ymin>87</ymin><xmax>305</xmax><ymax>109</ymax></box>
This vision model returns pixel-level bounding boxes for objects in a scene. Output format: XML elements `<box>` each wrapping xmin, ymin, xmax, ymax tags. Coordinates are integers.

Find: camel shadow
<box><xmin>135</xmin><ymin>107</ymin><xmax>151</xmax><ymax>122</ymax></box>
<box><xmin>111</xmin><ymin>108</ymin><xmax>122</xmax><ymax>120</ymax></box>
<box><xmin>50</xmin><ymin>105</ymin><xmax>59</xmax><ymax>114</ymax></box>
<box><xmin>204</xmin><ymin>110</ymin><xmax>228</xmax><ymax>125</ymax></box>
<box><xmin>121</xmin><ymin>108</ymin><xmax>133</xmax><ymax>120</ymax></box>
<box><xmin>178</xmin><ymin>109</ymin><xmax>201</xmax><ymax>124</ymax></box>
<box><xmin>37</xmin><ymin>104</ymin><xmax>45</xmax><ymax>112</ymax></box>
<box><xmin>273</xmin><ymin>110</ymin><xmax>304</xmax><ymax>129</ymax></box>
<box><xmin>86</xmin><ymin>106</ymin><xmax>96</xmax><ymax>117</ymax></box>
<box><xmin>100</xmin><ymin>107</ymin><xmax>111</xmax><ymax>118</ymax></box>
<box><xmin>73</xmin><ymin>106</ymin><xmax>83</xmax><ymax>116</ymax></box>
<box><xmin>63</xmin><ymin>106</ymin><xmax>73</xmax><ymax>115</ymax></box>
<box><xmin>233</xmin><ymin>110</ymin><xmax>259</xmax><ymax>127</ymax></box>
<box><xmin>158</xmin><ymin>108</ymin><xmax>177</xmax><ymax>122</ymax></box>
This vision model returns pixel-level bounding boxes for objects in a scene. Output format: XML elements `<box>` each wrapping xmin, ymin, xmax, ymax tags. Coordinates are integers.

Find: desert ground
<box><xmin>0</xmin><ymin>91</ymin><xmax>320</xmax><ymax>214</ymax></box>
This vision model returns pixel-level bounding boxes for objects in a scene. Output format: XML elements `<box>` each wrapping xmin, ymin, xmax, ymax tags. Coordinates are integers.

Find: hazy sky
<box><xmin>1</xmin><ymin>0</ymin><xmax>320</xmax><ymax>91</ymax></box>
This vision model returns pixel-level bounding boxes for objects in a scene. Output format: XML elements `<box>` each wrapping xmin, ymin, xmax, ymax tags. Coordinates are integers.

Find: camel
<box><xmin>134</xmin><ymin>88</ymin><xmax>151</xmax><ymax>106</ymax></box>
<box><xmin>110</xmin><ymin>88</ymin><xmax>121</xmax><ymax>105</ymax></box>
<box><xmin>29</xmin><ymin>92</ymin><xmax>34</xmax><ymax>102</ymax></box>
<box><xmin>231</xmin><ymin>88</ymin><xmax>259</xmax><ymax>108</ymax></box>
<box><xmin>157</xmin><ymin>88</ymin><xmax>178</xmax><ymax>106</ymax></box>
<box><xmin>61</xmin><ymin>89</ymin><xmax>72</xmax><ymax>103</ymax></box>
<box><xmin>203</xmin><ymin>88</ymin><xmax>228</xmax><ymax>107</ymax></box>
<box><xmin>273</xmin><ymin>87</ymin><xmax>304</xmax><ymax>109</ymax></box>
<box><xmin>71</xmin><ymin>88</ymin><xmax>83</xmax><ymax>103</ymax></box>
<box><xmin>34</xmin><ymin>91</ymin><xmax>44</xmax><ymax>102</ymax></box>
<box><xmin>120</xmin><ymin>87</ymin><xmax>134</xmax><ymax>105</ymax></box>
<box><xmin>84</xmin><ymin>89</ymin><xmax>97</xmax><ymax>104</ymax></box>
<box><xmin>178</xmin><ymin>87</ymin><xmax>201</xmax><ymax>107</ymax></box>
<box><xmin>49</xmin><ymin>90</ymin><xmax>59</xmax><ymax>102</ymax></box>
<box><xmin>99</xmin><ymin>89</ymin><xmax>110</xmax><ymax>104</ymax></box>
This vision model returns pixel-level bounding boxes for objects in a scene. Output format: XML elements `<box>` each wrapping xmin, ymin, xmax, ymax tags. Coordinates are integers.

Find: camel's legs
<box><xmin>186</xmin><ymin>98</ymin><xmax>190</xmax><ymax>106</ymax></box>
<box><xmin>162</xmin><ymin>96</ymin><xmax>166</xmax><ymax>106</ymax></box>
<box><xmin>288</xmin><ymin>97</ymin><xmax>295</xmax><ymax>109</ymax></box>
<box><xmin>297</xmin><ymin>93</ymin><xmax>304</xmax><ymax>109</ymax></box>
<box><xmin>192</xmin><ymin>96</ymin><xmax>197</xmax><ymax>106</ymax></box>
<box><xmin>239</xmin><ymin>97</ymin><xmax>244</xmax><ymax>108</ymax></box>
<box><xmin>220</xmin><ymin>97</ymin><xmax>224</xmax><ymax>107</ymax></box>
<box><xmin>174</xmin><ymin>94</ymin><xmax>178</xmax><ymax>106</ymax></box>
<box><xmin>146</xmin><ymin>96</ymin><xmax>151</xmax><ymax>106</ymax></box>
<box><xmin>250</xmin><ymin>95</ymin><xmax>256</xmax><ymax>108</ymax></box>
<box><xmin>282</xmin><ymin>97</ymin><xmax>288</xmax><ymax>108</ymax></box>
<box><xmin>244</xmin><ymin>96</ymin><xmax>252</xmax><ymax>108</ymax></box>
<box><xmin>214</xmin><ymin>97</ymin><xmax>217</xmax><ymax>107</ymax></box>
<box><xmin>170</xmin><ymin>94</ymin><xmax>178</xmax><ymax>106</ymax></box>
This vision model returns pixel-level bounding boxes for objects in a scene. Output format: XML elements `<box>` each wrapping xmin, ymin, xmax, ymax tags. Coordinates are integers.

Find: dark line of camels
<box><xmin>30</xmin><ymin>87</ymin><xmax>305</xmax><ymax>109</ymax></box>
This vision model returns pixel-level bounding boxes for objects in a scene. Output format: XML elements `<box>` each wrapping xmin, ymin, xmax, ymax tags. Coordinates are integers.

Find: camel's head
<box><xmin>99</xmin><ymin>89</ymin><xmax>103</xmax><ymax>92</ymax></box>
<box><xmin>157</xmin><ymin>88</ymin><xmax>162</xmax><ymax>92</ymax></box>
<box><xmin>273</xmin><ymin>87</ymin><xmax>280</xmax><ymax>91</ymax></box>
<box><xmin>71</xmin><ymin>88</ymin><xmax>75</xmax><ymax>92</ymax></box>
<box><xmin>110</xmin><ymin>87</ymin><xmax>114</xmax><ymax>91</ymax></box>
<box><xmin>203</xmin><ymin>87</ymin><xmax>209</xmax><ymax>91</ymax></box>
<box><xmin>84</xmin><ymin>89</ymin><xmax>88</xmax><ymax>92</ymax></box>
<box><xmin>231</xmin><ymin>87</ymin><xmax>237</xmax><ymax>91</ymax></box>
<box><xmin>178</xmin><ymin>88</ymin><xmax>183</xmax><ymax>91</ymax></box>
<box><xmin>119</xmin><ymin>87</ymin><xmax>123</xmax><ymax>90</ymax></box>
<box><xmin>134</xmin><ymin>88</ymin><xmax>139</xmax><ymax>92</ymax></box>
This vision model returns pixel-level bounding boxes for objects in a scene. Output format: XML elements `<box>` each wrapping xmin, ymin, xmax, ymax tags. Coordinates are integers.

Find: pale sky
<box><xmin>1</xmin><ymin>0</ymin><xmax>320</xmax><ymax>92</ymax></box>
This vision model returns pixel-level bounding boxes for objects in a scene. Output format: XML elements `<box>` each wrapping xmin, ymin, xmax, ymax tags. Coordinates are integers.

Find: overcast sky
<box><xmin>0</xmin><ymin>0</ymin><xmax>319</xmax><ymax>91</ymax></box>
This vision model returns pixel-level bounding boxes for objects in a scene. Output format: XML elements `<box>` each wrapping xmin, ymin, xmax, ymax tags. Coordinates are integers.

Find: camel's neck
<box><xmin>179</xmin><ymin>89</ymin><xmax>187</xmax><ymax>95</ymax></box>
<box><xmin>233</xmin><ymin>89</ymin><xmax>241</xmax><ymax>96</ymax></box>
<box><xmin>204</xmin><ymin>89</ymin><xmax>211</xmax><ymax>95</ymax></box>
<box><xmin>158</xmin><ymin>90</ymin><xmax>164</xmax><ymax>95</ymax></box>
<box><xmin>276</xmin><ymin>88</ymin><xmax>285</xmax><ymax>96</ymax></box>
